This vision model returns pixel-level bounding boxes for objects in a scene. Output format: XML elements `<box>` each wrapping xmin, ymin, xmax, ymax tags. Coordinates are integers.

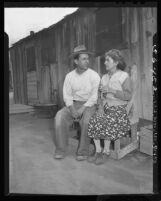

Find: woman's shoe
<box><xmin>102</xmin><ymin>150</ymin><xmax>110</xmax><ymax>156</ymax></box>
<box><xmin>87</xmin><ymin>152</ymin><xmax>99</xmax><ymax>163</ymax></box>
<box><xmin>94</xmin><ymin>152</ymin><xmax>105</xmax><ymax>165</ymax></box>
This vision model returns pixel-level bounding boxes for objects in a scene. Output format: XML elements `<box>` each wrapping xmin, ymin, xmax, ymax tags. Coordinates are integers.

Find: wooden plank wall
<box><xmin>10</xmin><ymin>49</ymin><xmax>17</xmax><ymax>102</ymax></box>
<box><xmin>121</xmin><ymin>7</ymin><xmax>157</xmax><ymax>120</ymax></box>
<box><xmin>27</xmin><ymin>71</ymin><xmax>38</xmax><ymax>104</ymax></box>
<box><xmin>50</xmin><ymin>64</ymin><xmax>58</xmax><ymax>104</ymax></box>
<box><xmin>10</xmin><ymin>9</ymin><xmax>96</xmax><ymax>107</ymax></box>
<box><xmin>54</xmin><ymin>9</ymin><xmax>96</xmax><ymax>107</ymax></box>
<box><xmin>10</xmin><ymin>44</ymin><xmax>28</xmax><ymax>104</ymax></box>
<box><xmin>12</xmin><ymin>47</ymin><xmax>21</xmax><ymax>103</ymax></box>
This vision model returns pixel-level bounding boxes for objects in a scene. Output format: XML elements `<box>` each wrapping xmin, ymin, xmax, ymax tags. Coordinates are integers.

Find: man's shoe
<box><xmin>76</xmin><ymin>155</ymin><xmax>88</xmax><ymax>161</ymax></box>
<box><xmin>54</xmin><ymin>151</ymin><xmax>65</xmax><ymax>159</ymax></box>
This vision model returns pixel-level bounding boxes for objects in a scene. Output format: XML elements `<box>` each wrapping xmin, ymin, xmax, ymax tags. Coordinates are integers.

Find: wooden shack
<box><xmin>10</xmin><ymin>8</ymin><xmax>96</xmax><ymax>107</ymax></box>
<box><xmin>9</xmin><ymin>7</ymin><xmax>157</xmax><ymax>121</ymax></box>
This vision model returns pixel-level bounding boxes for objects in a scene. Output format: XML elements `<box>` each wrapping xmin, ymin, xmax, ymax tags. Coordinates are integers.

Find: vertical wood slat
<box><xmin>21</xmin><ymin>45</ymin><xmax>28</xmax><ymax>104</ymax></box>
<box><xmin>12</xmin><ymin>49</ymin><xmax>18</xmax><ymax>103</ymax></box>
<box><xmin>9</xmin><ymin>53</ymin><xmax>14</xmax><ymax>90</ymax></box>
<box><xmin>36</xmin><ymin>42</ymin><xmax>42</xmax><ymax>103</ymax></box>
<box><xmin>10</xmin><ymin>50</ymin><xmax>17</xmax><ymax>102</ymax></box>
<box><xmin>50</xmin><ymin>64</ymin><xmax>58</xmax><ymax>104</ymax></box>
<box><xmin>27</xmin><ymin>71</ymin><xmax>38</xmax><ymax>103</ymax></box>
<box><xmin>35</xmin><ymin>39</ymin><xmax>41</xmax><ymax>104</ymax></box>
<box><xmin>18</xmin><ymin>46</ymin><xmax>24</xmax><ymax>104</ymax></box>
<box><xmin>43</xmin><ymin>66</ymin><xmax>51</xmax><ymax>103</ymax></box>
<box><xmin>14</xmin><ymin>48</ymin><xmax>20</xmax><ymax>103</ymax></box>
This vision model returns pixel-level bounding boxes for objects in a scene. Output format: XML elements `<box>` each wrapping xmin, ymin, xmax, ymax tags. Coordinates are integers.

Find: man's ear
<box><xmin>74</xmin><ymin>59</ymin><xmax>78</xmax><ymax>65</ymax></box>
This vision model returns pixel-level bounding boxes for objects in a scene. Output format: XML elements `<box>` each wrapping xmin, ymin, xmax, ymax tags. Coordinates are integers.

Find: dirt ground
<box><xmin>9</xmin><ymin>111</ymin><xmax>153</xmax><ymax>195</ymax></box>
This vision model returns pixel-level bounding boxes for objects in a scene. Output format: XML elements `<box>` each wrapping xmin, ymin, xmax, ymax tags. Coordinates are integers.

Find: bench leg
<box><xmin>114</xmin><ymin>139</ymin><xmax>120</xmax><ymax>151</ymax></box>
<box><xmin>131</xmin><ymin>123</ymin><xmax>138</xmax><ymax>141</ymax></box>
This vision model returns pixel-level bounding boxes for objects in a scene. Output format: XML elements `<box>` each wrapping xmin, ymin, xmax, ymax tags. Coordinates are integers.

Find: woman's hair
<box><xmin>105</xmin><ymin>49</ymin><xmax>126</xmax><ymax>70</ymax></box>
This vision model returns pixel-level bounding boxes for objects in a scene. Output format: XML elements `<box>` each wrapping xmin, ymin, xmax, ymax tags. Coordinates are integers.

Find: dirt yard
<box><xmin>9</xmin><ymin>111</ymin><xmax>153</xmax><ymax>195</ymax></box>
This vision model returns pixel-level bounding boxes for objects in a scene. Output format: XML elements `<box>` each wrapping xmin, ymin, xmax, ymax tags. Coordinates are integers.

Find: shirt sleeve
<box><xmin>114</xmin><ymin>76</ymin><xmax>132</xmax><ymax>101</ymax></box>
<box><xmin>63</xmin><ymin>74</ymin><xmax>73</xmax><ymax>107</ymax></box>
<box><xmin>84</xmin><ymin>74</ymin><xmax>100</xmax><ymax>107</ymax></box>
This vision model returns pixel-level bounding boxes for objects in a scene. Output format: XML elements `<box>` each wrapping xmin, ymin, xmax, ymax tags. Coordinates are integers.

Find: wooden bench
<box><xmin>110</xmin><ymin>64</ymin><xmax>139</xmax><ymax>159</ymax></box>
<box><xmin>73</xmin><ymin>64</ymin><xmax>140</xmax><ymax>159</ymax></box>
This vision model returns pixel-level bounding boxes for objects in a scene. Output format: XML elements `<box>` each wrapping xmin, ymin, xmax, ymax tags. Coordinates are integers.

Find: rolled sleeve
<box><xmin>114</xmin><ymin>77</ymin><xmax>132</xmax><ymax>101</ymax></box>
<box><xmin>63</xmin><ymin>75</ymin><xmax>73</xmax><ymax>107</ymax></box>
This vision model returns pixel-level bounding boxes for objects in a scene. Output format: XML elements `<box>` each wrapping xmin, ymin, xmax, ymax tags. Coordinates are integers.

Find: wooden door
<box><xmin>27</xmin><ymin>71</ymin><xmax>39</xmax><ymax>105</ymax></box>
<box><xmin>26</xmin><ymin>46</ymin><xmax>39</xmax><ymax>105</ymax></box>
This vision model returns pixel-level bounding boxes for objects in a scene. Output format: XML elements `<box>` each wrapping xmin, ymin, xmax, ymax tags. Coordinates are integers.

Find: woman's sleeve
<box><xmin>114</xmin><ymin>76</ymin><xmax>132</xmax><ymax>101</ymax></box>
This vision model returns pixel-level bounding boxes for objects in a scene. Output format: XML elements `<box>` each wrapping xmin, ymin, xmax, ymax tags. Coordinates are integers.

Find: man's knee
<box><xmin>82</xmin><ymin>108</ymin><xmax>95</xmax><ymax>125</ymax></box>
<box><xmin>55</xmin><ymin>107</ymin><xmax>71</xmax><ymax>126</ymax></box>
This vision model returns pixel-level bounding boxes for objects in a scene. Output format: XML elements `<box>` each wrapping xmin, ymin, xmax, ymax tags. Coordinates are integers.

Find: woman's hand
<box><xmin>101</xmin><ymin>85</ymin><xmax>108</xmax><ymax>93</ymax></box>
<box><xmin>107</xmin><ymin>87</ymin><xmax>116</xmax><ymax>94</ymax></box>
<box><xmin>101</xmin><ymin>85</ymin><xmax>116</xmax><ymax>95</ymax></box>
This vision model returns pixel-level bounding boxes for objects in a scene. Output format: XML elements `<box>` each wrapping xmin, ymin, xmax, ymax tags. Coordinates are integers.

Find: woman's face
<box><xmin>104</xmin><ymin>55</ymin><xmax>118</xmax><ymax>71</ymax></box>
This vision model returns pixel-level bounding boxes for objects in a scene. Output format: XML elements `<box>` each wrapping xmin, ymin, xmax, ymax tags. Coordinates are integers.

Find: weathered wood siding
<box><xmin>94</xmin><ymin>7</ymin><xmax>156</xmax><ymax>120</ymax></box>
<box><xmin>121</xmin><ymin>7</ymin><xmax>157</xmax><ymax>120</ymax></box>
<box><xmin>27</xmin><ymin>71</ymin><xmax>38</xmax><ymax>104</ymax></box>
<box><xmin>54</xmin><ymin>9</ymin><xmax>96</xmax><ymax>106</ymax></box>
<box><xmin>29</xmin><ymin>8</ymin><xmax>96</xmax><ymax>107</ymax></box>
<box><xmin>10</xmin><ymin>45</ymin><xmax>28</xmax><ymax>104</ymax></box>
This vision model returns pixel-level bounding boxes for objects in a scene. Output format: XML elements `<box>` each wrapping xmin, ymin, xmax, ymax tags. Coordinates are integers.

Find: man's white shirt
<box><xmin>63</xmin><ymin>68</ymin><xmax>100</xmax><ymax>107</ymax></box>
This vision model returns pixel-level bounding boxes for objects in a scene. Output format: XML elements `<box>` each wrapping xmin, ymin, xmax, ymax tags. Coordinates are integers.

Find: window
<box><xmin>41</xmin><ymin>47</ymin><xmax>56</xmax><ymax>66</ymax></box>
<box><xmin>26</xmin><ymin>46</ymin><xmax>36</xmax><ymax>72</ymax></box>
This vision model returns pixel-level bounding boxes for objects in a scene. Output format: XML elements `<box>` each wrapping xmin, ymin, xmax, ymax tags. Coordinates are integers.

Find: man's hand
<box><xmin>77</xmin><ymin>105</ymin><xmax>86</xmax><ymax>117</ymax></box>
<box><xmin>69</xmin><ymin>105</ymin><xmax>79</xmax><ymax>119</ymax></box>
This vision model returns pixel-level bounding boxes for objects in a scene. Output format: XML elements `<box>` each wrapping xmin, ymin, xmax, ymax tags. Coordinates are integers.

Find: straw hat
<box><xmin>70</xmin><ymin>45</ymin><xmax>94</xmax><ymax>58</ymax></box>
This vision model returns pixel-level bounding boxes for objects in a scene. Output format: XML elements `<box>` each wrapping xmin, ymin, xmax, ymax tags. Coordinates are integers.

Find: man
<box><xmin>54</xmin><ymin>45</ymin><xmax>100</xmax><ymax>161</ymax></box>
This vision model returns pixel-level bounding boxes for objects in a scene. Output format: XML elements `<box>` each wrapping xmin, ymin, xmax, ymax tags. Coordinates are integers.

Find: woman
<box><xmin>87</xmin><ymin>49</ymin><xmax>132</xmax><ymax>165</ymax></box>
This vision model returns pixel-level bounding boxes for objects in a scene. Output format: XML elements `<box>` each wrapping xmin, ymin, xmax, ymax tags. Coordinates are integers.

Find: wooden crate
<box><xmin>140</xmin><ymin>137</ymin><xmax>153</xmax><ymax>156</ymax></box>
<box><xmin>139</xmin><ymin>124</ymin><xmax>153</xmax><ymax>156</ymax></box>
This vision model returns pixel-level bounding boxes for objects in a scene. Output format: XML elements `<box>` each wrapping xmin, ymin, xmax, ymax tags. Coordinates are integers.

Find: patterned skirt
<box><xmin>88</xmin><ymin>103</ymin><xmax>131</xmax><ymax>140</ymax></box>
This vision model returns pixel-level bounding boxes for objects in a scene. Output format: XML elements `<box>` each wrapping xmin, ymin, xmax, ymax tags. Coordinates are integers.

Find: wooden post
<box><xmin>131</xmin><ymin>123</ymin><xmax>138</xmax><ymax>141</ymax></box>
<box><xmin>114</xmin><ymin>139</ymin><xmax>120</xmax><ymax>151</ymax></box>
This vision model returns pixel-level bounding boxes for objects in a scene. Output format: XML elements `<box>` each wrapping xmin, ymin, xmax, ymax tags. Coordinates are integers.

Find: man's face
<box><xmin>75</xmin><ymin>53</ymin><xmax>89</xmax><ymax>70</ymax></box>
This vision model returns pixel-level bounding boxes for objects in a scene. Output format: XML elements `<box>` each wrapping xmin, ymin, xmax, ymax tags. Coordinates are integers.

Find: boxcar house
<box><xmin>9</xmin><ymin>7</ymin><xmax>157</xmax><ymax>121</ymax></box>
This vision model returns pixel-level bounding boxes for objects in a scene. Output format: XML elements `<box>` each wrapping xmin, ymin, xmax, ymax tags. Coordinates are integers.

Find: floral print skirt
<box><xmin>88</xmin><ymin>103</ymin><xmax>131</xmax><ymax>140</ymax></box>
